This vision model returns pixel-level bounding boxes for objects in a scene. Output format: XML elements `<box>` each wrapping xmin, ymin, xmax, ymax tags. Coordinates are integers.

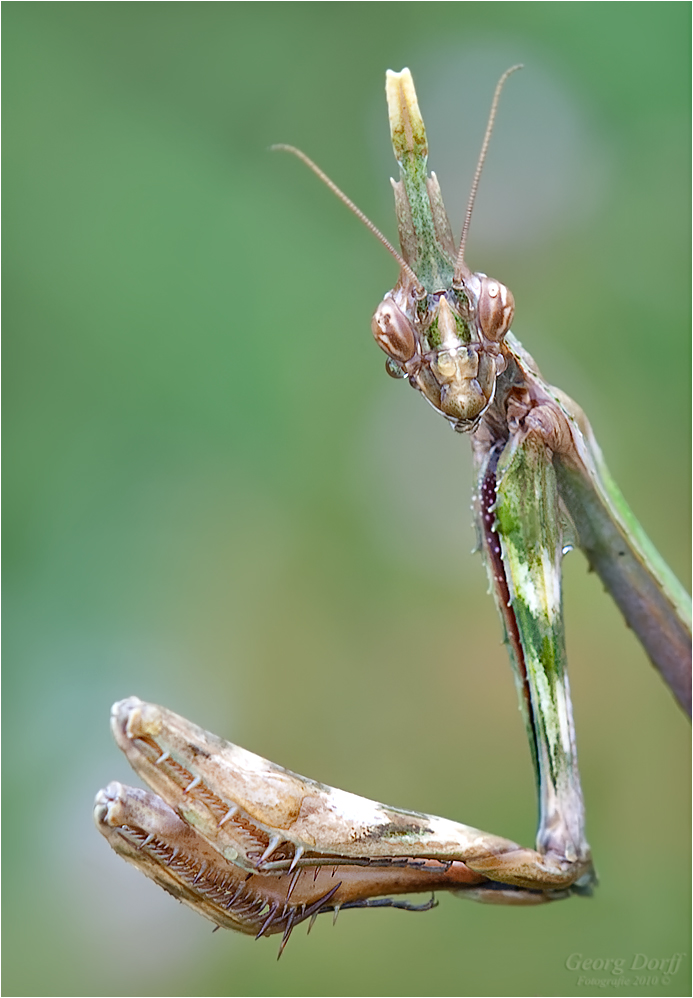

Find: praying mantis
<box><xmin>94</xmin><ymin>68</ymin><xmax>691</xmax><ymax>957</ymax></box>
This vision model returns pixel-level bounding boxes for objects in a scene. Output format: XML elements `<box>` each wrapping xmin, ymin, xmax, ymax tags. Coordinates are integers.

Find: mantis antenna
<box><xmin>453</xmin><ymin>64</ymin><xmax>523</xmax><ymax>283</ymax></box>
<box><xmin>271</xmin><ymin>143</ymin><xmax>424</xmax><ymax>293</ymax></box>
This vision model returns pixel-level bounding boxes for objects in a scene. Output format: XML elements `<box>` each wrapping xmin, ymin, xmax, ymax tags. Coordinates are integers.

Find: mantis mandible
<box><xmin>94</xmin><ymin>68</ymin><xmax>691</xmax><ymax>957</ymax></box>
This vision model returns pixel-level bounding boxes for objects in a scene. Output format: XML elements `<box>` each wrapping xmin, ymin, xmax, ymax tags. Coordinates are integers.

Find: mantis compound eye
<box><xmin>371</xmin><ymin>297</ymin><xmax>417</xmax><ymax>363</ymax></box>
<box><xmin>478</xmin><ymin>277</ymin><xmax>514</xmax><ymax>344</ymax></box>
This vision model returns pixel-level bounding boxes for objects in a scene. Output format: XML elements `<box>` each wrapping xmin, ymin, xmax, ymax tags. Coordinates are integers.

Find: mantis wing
<box><xmin>550</xmin><ymin>383</ymin><xmax>691</xmax><ymax>715</ymax></box>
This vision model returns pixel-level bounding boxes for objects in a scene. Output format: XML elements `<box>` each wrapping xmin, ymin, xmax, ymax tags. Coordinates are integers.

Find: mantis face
<box><xmin>371</xmin><ymin>276</ymin><xmax>514</xmax><ymax>429</ymax></box>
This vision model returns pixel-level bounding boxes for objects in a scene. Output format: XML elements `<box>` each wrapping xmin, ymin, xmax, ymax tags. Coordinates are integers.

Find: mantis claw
<box><xmin>95</xmin><ymin>695</ymin><xmax>594</xmax><ymax>947</ymax></box>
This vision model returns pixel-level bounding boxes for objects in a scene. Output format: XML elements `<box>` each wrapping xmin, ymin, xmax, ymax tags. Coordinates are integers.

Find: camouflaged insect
<box><xmin>95</xmin><ymin>68</ymin><xmax>691</xmax><ymax>957</ymax></box>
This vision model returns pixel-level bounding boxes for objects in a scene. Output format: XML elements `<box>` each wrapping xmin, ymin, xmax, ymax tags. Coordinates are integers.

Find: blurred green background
<box><xmin>4</xmin><ymin>4</ymin><xmax>690</xmax><ymax>996</ymax></box>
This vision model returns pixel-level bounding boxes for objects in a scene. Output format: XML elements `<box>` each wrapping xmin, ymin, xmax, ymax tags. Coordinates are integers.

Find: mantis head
<box><xmin>273</xmin><ymin>65</ymin><xmax>520</xmax><ymax>431</ymax></box>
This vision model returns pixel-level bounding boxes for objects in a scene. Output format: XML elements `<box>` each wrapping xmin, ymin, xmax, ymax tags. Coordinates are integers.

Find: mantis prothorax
<box><xmin>94</xmin><ymin>68</ymin><xmax>691</xmax><ymax>957</ymax></box>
